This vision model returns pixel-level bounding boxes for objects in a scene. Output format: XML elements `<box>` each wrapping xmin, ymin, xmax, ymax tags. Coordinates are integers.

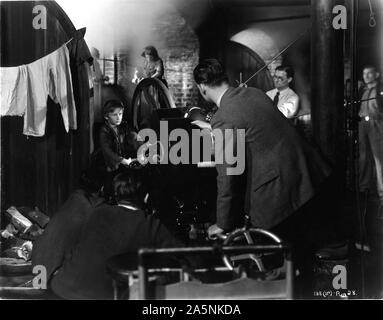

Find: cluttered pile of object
<box><xmin>1</xmin><ymin>206</ymin><xmax>49</xmax><ymax>263</ymax></box>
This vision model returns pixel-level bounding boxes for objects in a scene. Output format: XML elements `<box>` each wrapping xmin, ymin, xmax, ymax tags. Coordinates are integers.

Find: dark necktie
<box><xmin>273</xmin><ymin>91</ymin><xmax>280</xmax><ymax>107</ymax></box>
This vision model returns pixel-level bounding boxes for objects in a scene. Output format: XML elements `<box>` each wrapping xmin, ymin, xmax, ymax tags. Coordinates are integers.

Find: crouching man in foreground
<box><xmin>50</xmin><ymin>169</ymin><xmax>182</xmax><ymax>299</ymax></box>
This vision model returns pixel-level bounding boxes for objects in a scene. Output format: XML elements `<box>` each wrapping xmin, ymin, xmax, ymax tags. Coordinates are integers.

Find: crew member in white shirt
<box><xmin>266</xmin><ymin>65</ymin><xmax>299</xmax><ymax>119</ymax></box>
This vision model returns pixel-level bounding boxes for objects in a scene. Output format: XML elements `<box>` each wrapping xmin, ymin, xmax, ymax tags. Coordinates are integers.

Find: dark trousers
<box><xmin>359</xmin><ymin>119</ymin><xmax>383</xmax><ymax>198</ymax></box>
<box><xmin>270</xmin><ymin>174</ymin><xmax>344</xmax><ymax>297</ymax></box>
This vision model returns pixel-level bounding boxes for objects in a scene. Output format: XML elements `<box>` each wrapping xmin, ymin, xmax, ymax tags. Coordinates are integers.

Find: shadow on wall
<box><xmin>230</xmin><ymin>18</ymin><xmax>311</xmax><ymax>116</ymax></box>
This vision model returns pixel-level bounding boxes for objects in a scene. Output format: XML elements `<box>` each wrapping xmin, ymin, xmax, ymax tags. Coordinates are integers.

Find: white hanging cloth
<box><xmin>0</xmin><ymin>42</ymin><xmax>77</xmax><ymax>137</ymax></box>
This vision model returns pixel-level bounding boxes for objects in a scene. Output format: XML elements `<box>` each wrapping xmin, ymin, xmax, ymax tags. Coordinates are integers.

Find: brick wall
<box><xmin>117</xmin><ymin>9</ymin><xmax>200</xmax><ymax>109</ymax></box>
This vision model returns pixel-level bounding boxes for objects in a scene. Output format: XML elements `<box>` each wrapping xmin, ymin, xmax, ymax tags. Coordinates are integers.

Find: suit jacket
<box><xmin>211</xmin><ymin>87</ymin><xmax>331</xmax><ymax>230</ymax></box>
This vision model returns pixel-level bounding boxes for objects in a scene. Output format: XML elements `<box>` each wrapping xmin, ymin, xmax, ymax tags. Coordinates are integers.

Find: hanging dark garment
<box><xmin>66</xmin><ymin>28</ymin><xmax>94</xmax><ymax>184</ymax></box>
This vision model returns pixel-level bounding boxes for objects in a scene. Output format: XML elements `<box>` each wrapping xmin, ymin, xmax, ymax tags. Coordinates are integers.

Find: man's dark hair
<box><xmin>275</xmin><ymin>65</ymin><xmax>294</xmax><ymax>79</ymax></box>
<box><xmin>193</xmin><ymin>59</ymin><xmax>229</xmax><ymax>87</ymax></box>
<box><xmin>103</xmin><ymin>99</ymin><xmax>125</xmax><ymax>117</ymax></box>
<box><xmin>363</xmin><ymin>64</ymin><xmax>379</xmax><ymax>73</ymax></box>
<box><xmin>113</xmin><ymin>170</ymin><xmax>147</xmax><ymax>203</ymax></box>
<box><xmin>79</xmin><ymin>168</ymin><xmax>104</xmax><ymax>194</ymax></box>
<box><xmin>141</xmin><ymin>45</ymin><xmax>160</xmax><ymax>60</ymax></box>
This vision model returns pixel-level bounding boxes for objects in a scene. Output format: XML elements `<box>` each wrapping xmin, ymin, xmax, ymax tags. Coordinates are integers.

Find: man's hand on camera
<box><xmin>121</xmin><ymin>158</ymin><xmax>133</xmax><ymax>166</ymax></box>
<box><xmin>207</xmin><ymin>224</ymin><xmax>225</xmax><ymax>240</ymax></box>
<box><xmin>122</xmin><ymin>157</ymin><xmax>141</xmax><ymax>167</ymax></box>
<box><xmin>129</xmin><ymin>158</ymin><xmax>142</xmax><ymax>168</ymax></box>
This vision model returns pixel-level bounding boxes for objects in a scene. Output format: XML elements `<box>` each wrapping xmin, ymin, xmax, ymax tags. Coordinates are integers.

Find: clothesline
<box><xmin>0</xmin><ymin>40</ymin><xmax>77</xmax><ymax>137</ymax></box>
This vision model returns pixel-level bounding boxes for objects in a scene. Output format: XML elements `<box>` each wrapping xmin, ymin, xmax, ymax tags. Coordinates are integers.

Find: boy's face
<box><xmin>105</xmin><ymin>108</ymin><xmax>123</xmax><ymax>127</ymax></box>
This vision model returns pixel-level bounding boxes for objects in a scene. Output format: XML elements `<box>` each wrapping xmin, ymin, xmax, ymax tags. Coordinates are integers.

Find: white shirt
<box><xmin>266</xmin><ymin>87</ymin><xmax>299</xmax><ymax>118</ymax></box>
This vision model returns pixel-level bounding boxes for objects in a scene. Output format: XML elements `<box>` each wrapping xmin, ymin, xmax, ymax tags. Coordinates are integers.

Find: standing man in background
<box><xmin>358</xmin><ymin>65</ymin><xmax>383</xmax><ymax>219</ymax></box>
<box><xmin>266</xmin><ymin>65</ymin><xmax>299</xmax><ymax>119</ymax></box>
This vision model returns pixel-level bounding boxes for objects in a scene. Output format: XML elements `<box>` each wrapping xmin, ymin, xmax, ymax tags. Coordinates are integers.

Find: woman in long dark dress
<box><xmin>141</xmin><ymin>46</ymin><xmax>167</xmax><ymax>86</ymax></box>
<box><xmin>133</xmin><ymin>46</ymin><xmax>168</xmax><ymax>87</ymax></box>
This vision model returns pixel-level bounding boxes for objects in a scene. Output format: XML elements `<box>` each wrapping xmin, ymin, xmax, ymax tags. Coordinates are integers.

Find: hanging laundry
<box><xmin>24</xmin><ymin>43</ymin><xmax>77</xmax><ymax>136</ymax></box>
<box><xmin>0</xmin><ymin>65</ymin><xmax>28</xmax><ymax>116</ymax></box>
<box><xmin>0</xmin><ymin>42</ymin><xmax>77</xmax><ymax>137</ymax></box>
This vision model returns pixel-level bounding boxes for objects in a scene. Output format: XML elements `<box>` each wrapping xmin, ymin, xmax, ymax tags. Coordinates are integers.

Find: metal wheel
<box><xmin>222</xmin><ymin>228</ymin><xmax>283</xmax><ymax>271</ymax></box>
<box><xmin>131</xmin><ymin>78</ymin><xmax>176</xmax><ymax>131</ymax></box>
